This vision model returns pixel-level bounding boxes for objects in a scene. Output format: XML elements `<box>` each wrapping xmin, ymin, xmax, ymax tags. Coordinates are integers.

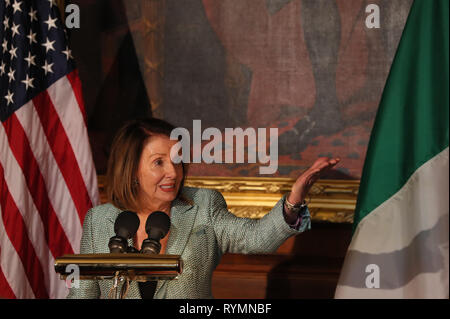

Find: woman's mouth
<box><xmin>159</xmin><ymin>184</ymin><xmax>176</xmax><ymax>192</ymax></box>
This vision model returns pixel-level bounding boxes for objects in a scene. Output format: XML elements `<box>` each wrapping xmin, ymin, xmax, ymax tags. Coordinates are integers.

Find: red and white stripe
<box><xmin>0</xmin><ymin>70</ymin><xmax>99</xmax><ymax>299</ymax></box>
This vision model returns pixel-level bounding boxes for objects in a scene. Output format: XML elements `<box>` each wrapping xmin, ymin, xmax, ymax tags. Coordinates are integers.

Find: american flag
<box><xmin>0</xmin><ymin>0</ymin><xmax>99</xmax><ymax>298</ymax></box>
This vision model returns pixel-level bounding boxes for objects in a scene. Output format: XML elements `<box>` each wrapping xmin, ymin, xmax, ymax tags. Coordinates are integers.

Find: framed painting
<box><xmin>66</xmin><ymin>0</ymin><xmax>413</xmax><ymax>222</ymax></box>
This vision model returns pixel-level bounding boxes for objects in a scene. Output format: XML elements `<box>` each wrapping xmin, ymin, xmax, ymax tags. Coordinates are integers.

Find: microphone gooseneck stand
<box><xmin>108</xmin><ymin>271</ymin><xmax>130</xmax><ymax>299</ymax></box>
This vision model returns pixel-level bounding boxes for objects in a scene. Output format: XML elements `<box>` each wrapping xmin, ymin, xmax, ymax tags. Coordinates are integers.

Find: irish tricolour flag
<box><xmin>335</xmin><ymin>0</ymin><xmax>448</xmax><ymax>298</ymax></box>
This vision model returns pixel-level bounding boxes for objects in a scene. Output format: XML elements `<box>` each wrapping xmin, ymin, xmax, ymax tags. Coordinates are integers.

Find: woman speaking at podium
<box><xmin>67</xmin><ymin>118</ymin><xmax>339</xmax><ymax>299</ymax></box>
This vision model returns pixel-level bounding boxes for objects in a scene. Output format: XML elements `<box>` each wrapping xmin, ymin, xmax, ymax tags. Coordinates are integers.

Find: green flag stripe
<box><xmin>353</xmin><ymin>0</ymin><xmax>449</xmax><ymax>232</ymax></box>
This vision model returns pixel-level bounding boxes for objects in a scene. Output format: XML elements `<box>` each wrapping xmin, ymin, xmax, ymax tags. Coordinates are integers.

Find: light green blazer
<box><xmin>67</xmin><ymin>187</ymin><xmax>310</xmax><ymax>299</ymax></box>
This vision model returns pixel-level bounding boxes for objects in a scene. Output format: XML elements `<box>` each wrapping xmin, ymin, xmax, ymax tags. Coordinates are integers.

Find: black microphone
<box><xmin>140</xmin><ymin>211</ymin><xmax>170</xmax><ymax>254</ymax></box>
<box><xmin>108</xmin><ymin>211</ymin><xmax>140</xmax><ymax>253</ymax></box>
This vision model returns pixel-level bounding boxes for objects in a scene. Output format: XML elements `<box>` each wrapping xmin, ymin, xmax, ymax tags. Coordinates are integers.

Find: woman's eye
<box><xmin>155</xmin><ymin>159</ymin><xmax>163</xmax><ymax>166</ymax></box>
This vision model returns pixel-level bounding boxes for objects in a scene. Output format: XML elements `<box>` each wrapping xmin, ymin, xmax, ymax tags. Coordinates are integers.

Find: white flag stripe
<box><xmin>350</xmin><ymin>148</ymin><xmax>449</xmax><ymax>254</ymax></box>
<box><xmin>14</xmin><ymin>99</ymin><xmax>83</xmax><ymax>253</ymax></box>
<box><xmin>0</xmin><ymin>205</ymin><xmax>35</xmax><ymax>299</ymax></box>
<box><xmin>46</xmin><ymin>77</ymin><xmax>99</xmax><ymax>206</ymax></box>
<box><xmin>0</xmin><ymin>122</ymin><xmax>56</xmax><ymax>297</ymax></box>
<box><xmin>335</xmin><ymin>271</ymin><xmax>448</xmax><ymax>299</ymax></box>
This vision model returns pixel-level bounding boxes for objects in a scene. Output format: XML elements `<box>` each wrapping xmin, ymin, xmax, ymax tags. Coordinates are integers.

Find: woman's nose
<box><xmin>165</xmin><ymin>162</ymin><xmax>178</xmax><ymax>178</ymax></box>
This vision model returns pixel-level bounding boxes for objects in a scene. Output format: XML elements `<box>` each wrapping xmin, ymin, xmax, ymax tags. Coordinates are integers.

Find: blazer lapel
<box><xmin>166</xmin><ymin>198</ymin><xmax>197</xmax><ymax>256</ymax></box>
<box><xmin>154</xmin><ymin>198</ymin><xmax>198</xmax><ymax>298</ymax></box>
<box><xmin>106</xmin><ymin>210</ymin><xmax>121</xmax><ymax>234</ymax></box>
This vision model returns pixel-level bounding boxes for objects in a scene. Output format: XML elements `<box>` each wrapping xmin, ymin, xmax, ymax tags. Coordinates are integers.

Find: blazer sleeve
<box><xmin>208</xmin><ymin>190</ymin><xmax>311</xmax><ymax>255</ymax></box>
<box><xmin>66</xmin><ymin>209</ymin><xmax>101</xmax><ymax>299</ymax></box>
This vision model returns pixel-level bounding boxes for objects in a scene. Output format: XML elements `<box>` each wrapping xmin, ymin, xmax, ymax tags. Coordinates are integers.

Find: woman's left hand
<box><xmin>287</xmin><ymin>157</ymin><xmax>341</xmax><ymax>205</ymax></box>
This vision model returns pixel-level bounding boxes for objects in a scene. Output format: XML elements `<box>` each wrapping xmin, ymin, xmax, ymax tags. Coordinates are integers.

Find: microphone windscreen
<box><xmin>145</xmin><ymin>211</ymin><xmax>170</xmax><ymax>241</ymax></box>
<box><xmin>114</xmin><ymin>211</ymin><xmax>140</xmax><ymax>239</ymax></box>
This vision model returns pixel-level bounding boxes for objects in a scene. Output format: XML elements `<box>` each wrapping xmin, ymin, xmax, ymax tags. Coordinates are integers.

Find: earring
<box><xmin>133</xmin><ymin>178</ymin><xmax>139</xmax><ymax>186</ymax></box>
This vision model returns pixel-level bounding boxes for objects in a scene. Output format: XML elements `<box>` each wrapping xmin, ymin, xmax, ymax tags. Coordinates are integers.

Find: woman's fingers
<box><xmin>310</xmin><ymin>158</ymin><xmax>340</xmax><ymax>174</ymax></box>
<box><xmin>300</xmin><ymin>157</ymin><xmax>340</xmax><ymax>185</ymax></box>
<box><xmin>309</xmin><ymin>157</ymin><xmax>338</xmax><ymax>170</ymax></box>
<box><xmin>329</xmin><ymin>157</ymin><xmax>340</xmax><ymax>166</ymax></box>
<box><xmin>291</xmin><ymin>157</ymin><xmax>341</xmax><ymax>202</ymax></box>
<box><xmin>314</xmin><ymin>157</ymin><xmax>340</xmax><ymax>171</ymax></box>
